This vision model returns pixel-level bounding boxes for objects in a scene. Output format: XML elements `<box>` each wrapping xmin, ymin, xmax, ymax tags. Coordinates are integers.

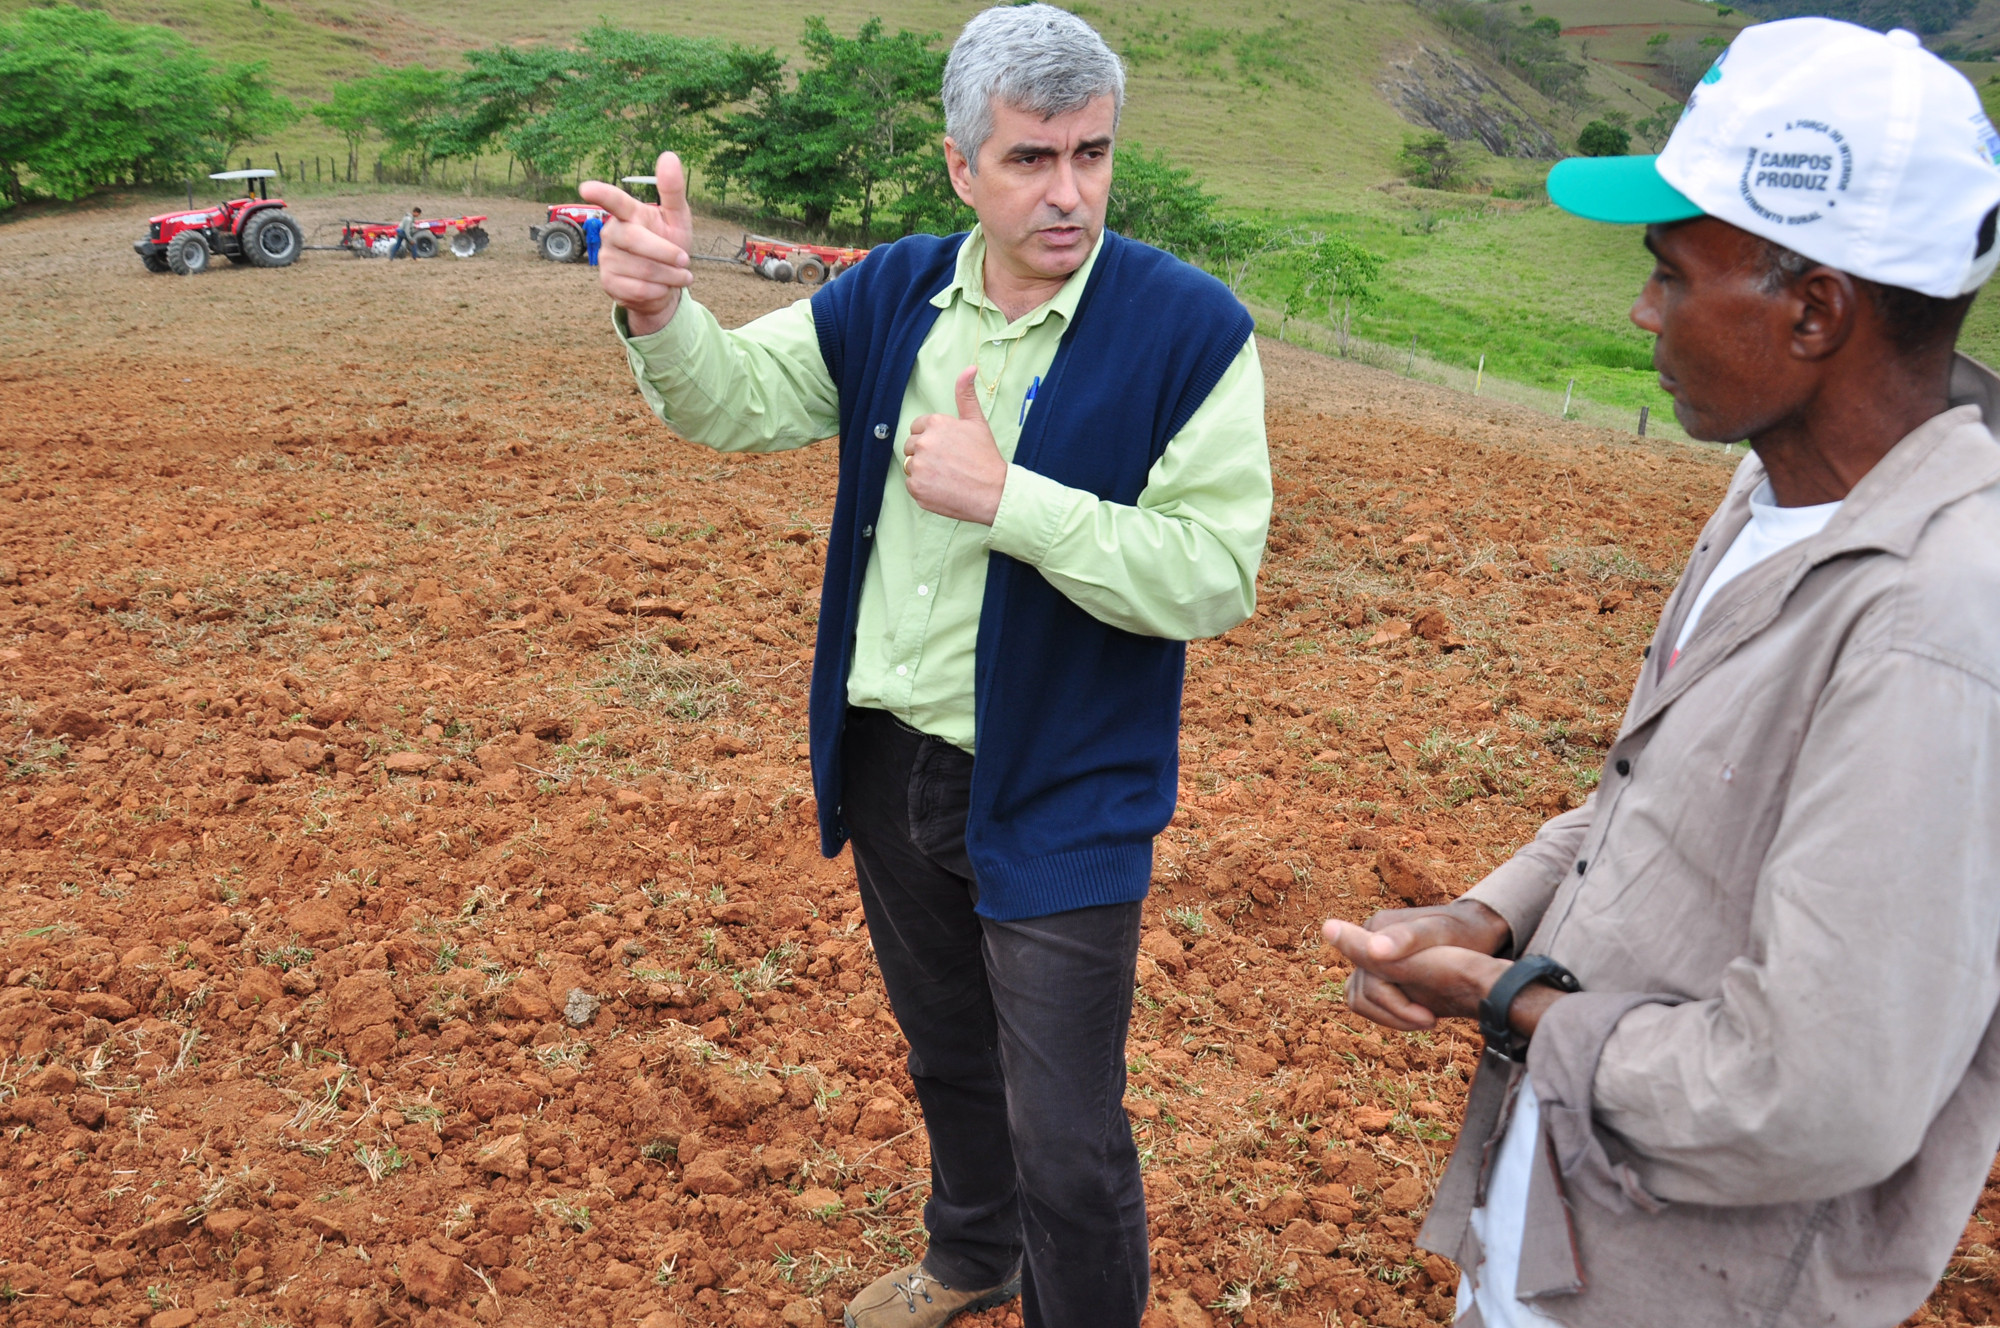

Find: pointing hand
<box><xmin>580</xmin><ymin>150</ymin><xmax>695</xmax><ymax>336</ymax></box>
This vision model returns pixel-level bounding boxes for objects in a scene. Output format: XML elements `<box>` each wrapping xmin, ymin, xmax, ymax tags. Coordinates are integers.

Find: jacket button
<box><xmin>862</xmin><ymin>525</ymin><xmax>874</xmax><ymax>538</ymax></box>
<box><xmin>1576</xmin><ymin>859</ymin><xmax>1588</xmax><ymax>874</ymax></box>
<box><xmin>873</xmin><ymin>423</ymin><xmax>890</xmax><ymax>440</ymax></box>
<box><xmin>1615</xmin><ymin>759</ymin><xmax>1631</xmax><ymax>777</ymax></box>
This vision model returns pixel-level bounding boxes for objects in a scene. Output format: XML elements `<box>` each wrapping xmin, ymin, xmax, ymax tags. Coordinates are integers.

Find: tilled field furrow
<box><xmin>0</xmin><ymin>194</ymin><xmax>1989</xmax><ymax>1328</ymax></box>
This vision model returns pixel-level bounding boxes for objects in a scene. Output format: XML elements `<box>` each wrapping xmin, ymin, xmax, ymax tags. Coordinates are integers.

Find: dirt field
<box><xmin>0</xmin><ymin>191</ymin><xmax>1993</xmax><ymax>1328</ymax></box>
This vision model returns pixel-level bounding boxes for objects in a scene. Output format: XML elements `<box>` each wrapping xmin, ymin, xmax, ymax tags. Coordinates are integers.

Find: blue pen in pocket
<box><xmin>1020</xmin><ymin>374</ymin><xmax>1041</xmax><ymax>426</ymax></box>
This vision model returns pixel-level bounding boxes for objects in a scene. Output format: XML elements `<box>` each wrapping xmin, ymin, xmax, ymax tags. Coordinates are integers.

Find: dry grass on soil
<box><xmin>0</xmin><ymin>192</ymin><xmax>1993</xmax><ymax>1328</ymax></box>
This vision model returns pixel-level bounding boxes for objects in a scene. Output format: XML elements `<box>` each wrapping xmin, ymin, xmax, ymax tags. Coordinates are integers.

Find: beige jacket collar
<box><xmin>1628</xmin><ymin>354</ymin><xmax>2000</xmax><ymax>736</ymax></box>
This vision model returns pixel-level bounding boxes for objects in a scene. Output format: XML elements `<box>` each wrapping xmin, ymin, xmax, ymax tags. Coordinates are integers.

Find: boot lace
<box><xmin>891</xmin><ymin>1271</ymin><xmax>942</xmax><ymax>1313</ymax></box>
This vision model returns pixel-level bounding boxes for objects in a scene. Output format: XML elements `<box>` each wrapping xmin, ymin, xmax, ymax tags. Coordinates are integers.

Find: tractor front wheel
<box><xmin>538</xmin><ymin>222</ymin><xmax>582</xmax><ymax>263</ymax></box>
<box><xmin>244</xmin><ymin>212</ymin><xmax>304</xmax><ymax>268</ymax></box>
<box><xmin>166</xmin><ymin>233</ymin><xmax>210</xmax><ymax>276</ymax></box>
<box><xmin>412</xmin><ymin>231</ymin><xmax>439</xmax><ymax>259</ymax></box>
<box><xmin>140</xmin><ymin>252</ymin><xmax>171</xmax><ymax>274</ymax></box>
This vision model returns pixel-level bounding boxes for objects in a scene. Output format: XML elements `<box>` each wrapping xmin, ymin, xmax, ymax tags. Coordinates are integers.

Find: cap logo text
<box><xmin>1739</xmin><ymin>120</ymin><xmax>1852</xmax><ymax>227</ymax></box>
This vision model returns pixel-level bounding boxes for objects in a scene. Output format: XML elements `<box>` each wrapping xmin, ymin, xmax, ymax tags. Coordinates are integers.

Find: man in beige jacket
<box><xmin>1324</xmin><ymin>19</ymin><xmax>2000</xmax><ymax>1328</ymax></box>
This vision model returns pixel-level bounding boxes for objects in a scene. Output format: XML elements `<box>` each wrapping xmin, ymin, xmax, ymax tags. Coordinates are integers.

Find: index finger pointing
<box><xmin>578</xmin><ymin>180</ymin><xmax>643</xmax><ymax>222</ymax></box>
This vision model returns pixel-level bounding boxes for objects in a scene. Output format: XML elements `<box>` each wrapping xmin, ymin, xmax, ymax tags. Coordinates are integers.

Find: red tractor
<box><xmin>134</xmin><ymin>170</ymin><xmax>303</xmax><ymax>276</ymax></box>
<box><xmin>530</xmin><ymin>203</ymin><xmax>603</xmax><ymax>263</ymax></box>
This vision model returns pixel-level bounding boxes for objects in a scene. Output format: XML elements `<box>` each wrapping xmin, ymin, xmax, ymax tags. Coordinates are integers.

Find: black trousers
<box><xmin>841</xmin><ymin>708</ymin><xmax>1149</xmax><ymax>1328</ymax></box>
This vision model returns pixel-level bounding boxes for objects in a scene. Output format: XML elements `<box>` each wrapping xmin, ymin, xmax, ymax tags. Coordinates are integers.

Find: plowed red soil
<box><xmin>0</xmin><ymin>192</ymin><xmax>1992</xmax><ymax>1328</ymax></box>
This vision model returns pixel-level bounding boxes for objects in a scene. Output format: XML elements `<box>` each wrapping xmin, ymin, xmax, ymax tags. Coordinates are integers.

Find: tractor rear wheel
<box><xmin>244</xmin><ymin>212</ymin><xmax>303</xmax><ymax>268</ymax></box>
<box><xmin>412</xmin><ymin>231</ymin><xmax>439</xmax><ymax>259</ymax></box>
<box><xmin>166</xmin><ymin>232</ymin><xmax>210</xmax><ymax>276</ymax></box>
<box><xmin>140</xmin><ymin>253</ymin><xmax>171</xmax><ymax>274</ymax></box>
<box><xmin>539</xmin><ymin>222</ymin><xmax>582</xmax><ymax>263</ymax></box>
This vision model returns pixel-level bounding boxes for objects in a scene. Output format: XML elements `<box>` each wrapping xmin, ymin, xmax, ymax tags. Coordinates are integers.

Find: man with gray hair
<box><xmin>580</xmin><ymin>5</ymin><xmax>1269</xmax><ymax>1326</ymax></box>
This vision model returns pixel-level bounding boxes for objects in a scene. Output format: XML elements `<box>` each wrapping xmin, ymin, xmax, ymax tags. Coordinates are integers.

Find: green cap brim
<box><xmin>1547</xmin><ymin>155</ymin><xmax>1704</xmax><ymax>225</ymax></box>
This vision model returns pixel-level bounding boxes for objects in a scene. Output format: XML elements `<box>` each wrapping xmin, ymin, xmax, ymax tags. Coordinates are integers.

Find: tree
<box><xmin>1576</xmin><ymin>119</ymin><xmax>1632</xmax><ymax>156</ymax></box>
<box><xmin>1653</xmin><ymin>35</ymin><xmax>1730</xmax><ymax>96</ymax></box>
<box><xmin>1397</xmin><ymin>133</ymin><xmax>1465</xmax><ymax>190</ymax></box>
<box><xmin>1418</xmin><ymin>0</ymin><xmax>1589</xmax><ymax>106</ymax></box>
<box><xmin>1283</xmin><ymin>235</ymin><xmax>1385</xmax><ymax>354</ymax></box>
<box><xmin>207</xmin><ymin>62</ymin><xmax>297</xmax><ymax>169</ymax></box>
<box><xmin>441</xmin><ymin>45</ymin><xmax>578</xmax><ymax>186</ymax></box>
<box><xmin>713</xmin><ymin>17</ymin><xmax>945</xmax><ymax>238</ymax></box>
<box><xmin>0</xmin><ymin>5</ymin><xmax>292</xmax><ymax>203</ymax></box>
<box><xmin>350</xmin><ymin>65</ymin><xmax>456</xmax><ymax>182</ymax></box>
<box><xmin>889</xmin><ymin>143</ymin><xmax>972</xmax><ymax>236</ymax></box>
<box><xmin>1106</xmin><ymin>145</ymin><xmax>1225</xmax><ymax>253</ymax></box>
<box><xmin>312</xmin><ymin>80</ymin><xmax>373</xmax><ymax>183</ymax></box>
<box><xmin>560</xmin><ymin>25</ymin><xmax>778</xmax><ymax>186</ymax></box>
<box><xmin>1208</xmin><ymin>217</ymin><xmax>1293</xmax><ymax>296</ymax></box>
<box><xmin>1631</xmin><ymin>102</ymin><xmax>1682</xmax><ymax>151</ymax></box>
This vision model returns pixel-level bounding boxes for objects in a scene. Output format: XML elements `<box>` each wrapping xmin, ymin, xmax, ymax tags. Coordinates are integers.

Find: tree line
<box><xmin>312</xmin><ymin>17</ymin><xmax>954</xmax><ymax>239</ymax></box>
<box><xmin>0</xmin><ymin>5</ymin><xmax>294</xmax><ymax>205</ymax></box>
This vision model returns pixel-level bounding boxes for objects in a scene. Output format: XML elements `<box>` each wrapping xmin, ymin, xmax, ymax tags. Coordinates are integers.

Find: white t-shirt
<box><xmin>1672</xmin><ymin>480</ymin><xmax>1842</xmax><ymax>658</ymax></box>
<box><xmin>1459</xmin><ymin>478</ymin><xmax>1840</xmax><ymax>1327</ymax></box>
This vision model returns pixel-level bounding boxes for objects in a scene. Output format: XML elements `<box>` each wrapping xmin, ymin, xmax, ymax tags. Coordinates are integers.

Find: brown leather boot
<box><xmin>842</xmin><ymin>1264</ymin><xmax>1021</xmax><ymax>1328</ymax></box>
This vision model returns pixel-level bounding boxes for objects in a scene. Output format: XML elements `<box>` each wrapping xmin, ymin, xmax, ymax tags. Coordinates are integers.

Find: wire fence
<box><xmin>1244</xmin><ymin>300</ymin><xmax>1689</xmax><ymax>443</ymax></box>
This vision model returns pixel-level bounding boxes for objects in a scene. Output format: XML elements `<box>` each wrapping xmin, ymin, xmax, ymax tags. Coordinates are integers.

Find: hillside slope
<box><xmin>0</xmin><ymin>0</ymin><xmax>1598</xmax><ymax>207</ymax></box>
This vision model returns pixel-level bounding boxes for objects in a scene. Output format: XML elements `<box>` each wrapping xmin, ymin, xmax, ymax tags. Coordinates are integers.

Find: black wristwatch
<box><xmin>1478</xmin><ymin>955</ymin><xmax>1581</xmax><ymax>1062</ymax></box>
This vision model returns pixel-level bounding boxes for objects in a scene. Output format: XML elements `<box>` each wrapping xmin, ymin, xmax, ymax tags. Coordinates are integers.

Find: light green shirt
<box><xmin>616</xmin><ymin>226</ymin><xmax>1270</xmax><ymax>752</ymax></box>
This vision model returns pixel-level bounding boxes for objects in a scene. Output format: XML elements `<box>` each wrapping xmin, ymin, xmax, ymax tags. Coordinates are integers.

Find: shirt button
<box><xmin>1615</xmin><ymin>759</ymin><xmax>1631</xmax><ymax>777</ymax></box>
<box><xmin>896</xmin><ymin>664</ymin><xmax>908</xmax><ymax>676</ymax></box>
<box><xmin>917</xmin><ymin>585</ymin><xmax>929</xmax><ymax>596</ymax></box>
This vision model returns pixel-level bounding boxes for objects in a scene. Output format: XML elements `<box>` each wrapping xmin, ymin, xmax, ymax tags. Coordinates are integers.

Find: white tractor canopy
<box><xmin>209</xmin><ymin>169</ymin><xmax>278</xmax><ymax>181</ymax></box>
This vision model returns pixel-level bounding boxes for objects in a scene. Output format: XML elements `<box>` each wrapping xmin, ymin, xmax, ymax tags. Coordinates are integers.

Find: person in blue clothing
<box><xmin>389</xmin><ymin>206</ymin><xmax>422</xmax><ymax>259</ymax></box>
<box><xmin>583</xmin><ymin>211</ymin><xmax>604</xmax><ymax>266</ymax></box>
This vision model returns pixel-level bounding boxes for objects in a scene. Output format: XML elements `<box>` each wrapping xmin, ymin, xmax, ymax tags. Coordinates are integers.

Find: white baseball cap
<box><xmin>1548</xmin><ymin>17</ymin><xmax>2000</xmax><ymax>298</ymax></box>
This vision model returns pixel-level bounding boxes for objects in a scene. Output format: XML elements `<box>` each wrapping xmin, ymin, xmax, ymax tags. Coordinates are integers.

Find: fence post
<box><xmin>1405</xmin><ymin>334</ymin><xmax>1416</xmax><ymax>376</ymax></box>
<box><xmin>1637</xmin><ymin>405</ymin><xmax>1650</xmax><ymax>436</ymax></box>
<box><xmin>1561</xmin><ymin>378</ymin><xmax>1574</xmax><ymax>419</ymax></box>
<box><xmin>1474</xmin><ymin>354</ymin><xmax>1485</xmax><ymax>396</ymax></box>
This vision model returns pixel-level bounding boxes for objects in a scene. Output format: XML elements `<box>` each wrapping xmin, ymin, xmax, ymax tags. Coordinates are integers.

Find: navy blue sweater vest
<box><xmin>807</xmin><ymin>229</ymin><xmax>1254</xmax><ymax>920</ymax></box>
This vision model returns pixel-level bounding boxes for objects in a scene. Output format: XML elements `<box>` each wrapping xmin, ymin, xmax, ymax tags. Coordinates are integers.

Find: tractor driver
<box><xmin>390</xmin><ymin>205</ymin><xmax>422</xmax><ymax>260</ymax></box>
<box><xmin>583</xmin><ymin>209</ymin><xmax>604</xmax><ymax>267</ymax></box>
<box><xmin>581</xmin><ymin>6</ymin><xmax>1272</xmax><ymax>1326</ymax></box>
